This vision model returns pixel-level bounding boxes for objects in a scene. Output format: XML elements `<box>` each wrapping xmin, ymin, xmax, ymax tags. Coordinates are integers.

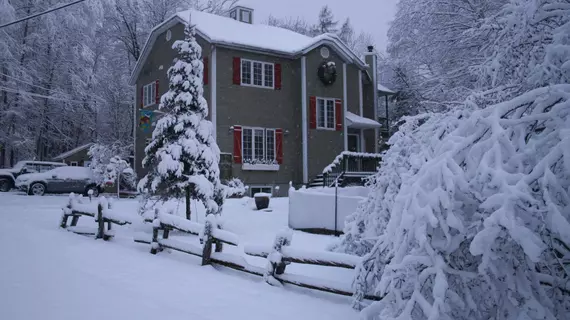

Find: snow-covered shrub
<box><xmin>343</xmin><ymin>85</ymin><xmax>570</xmax><ymax>319</ymax></box>
<box><xmin>264</xmin><ymin>229</ymin><xmax>293</xmax><ymax>286</ymax></box>
<box><xmin>223</xmin><ymin>178</ymin><xmax>246</xmax><ymax>198</ymax></box>
<box><xmin>88</xmin><ymin>143</ymin><xmax>133</xmax><ymax>188</ymax></box>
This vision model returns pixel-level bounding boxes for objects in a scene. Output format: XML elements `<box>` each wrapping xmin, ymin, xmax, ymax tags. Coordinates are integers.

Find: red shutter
<box><xmin>233</xmin><ymin>57</ymin><xmax>241</xmax><ymax>85</ymax></box>
<box><xmin>203</xmin><ymin>57</ymin><xmax>209</xmax><ymax>85</ymax></box>
<box><xmin>335</xmin><ymin>99</ymin><xmax>343</xmax><ymax>131</ymax></box>
<box><xmin>233</xmin><ymin>126</ymin><xmax>242</xmax><ymax>164</ymax></box>
<box><xmin>309</xmin><ymin>97</ymin><xmax>317</xmax><ymax>129</ymax></box>
<box><xmin>140</xmin><ymin>85</ymin><xmax>144</xmax><ymax>107</ymax></box>
<box><xmin>274</xmin><ymin>63</ymin><xmax>282</xmax><ymax>90</ymax></box>
<box><xmin>276</xmin><ymin>129</ymin><xmax>283</xmax><ymax>164</ymax></box>
<box><xmin>155</xmin><ymin>80</ymin><xmax>159</xmax><ymax>104</ymax></box>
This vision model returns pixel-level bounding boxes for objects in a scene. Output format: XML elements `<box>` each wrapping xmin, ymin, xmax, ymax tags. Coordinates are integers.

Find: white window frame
<box><xmin>142</xmin><ymin>82</ymin><xmax>156</xmax><ymax>108</ymax></box>
<box><xmin>241</xmin><ymin>127</ymin><xmax>276</xmax><ymax>162</ymax></box>
<box><xmin>240</xmin><ymin>59</ymin><xmax>274</xmax><ymax>89</ymax></box>
<box><xmin>240</xmin><ymin>10</ymin><xmax>252</xmax><ymax>23</ymax></box>
<box><xmin>70</xmin><ymin>161</ymin><xmax>78</xmax><ymax>167</ymax></box>
<box><xmin>316</xmin><ymin>97</ymin><xmax>336</xmax><ymax>130</ymax></box>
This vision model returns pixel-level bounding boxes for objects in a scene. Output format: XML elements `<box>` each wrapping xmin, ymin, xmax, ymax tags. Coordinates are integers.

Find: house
<box><xmin>52</xmin><ymin>143</ymin><xmax>94</xmax><ymax>167</ymax></box>
<box><xmin>130</xmin><ymin>6</ymin><xmax>385</xmax><ymax>197</ymax></box>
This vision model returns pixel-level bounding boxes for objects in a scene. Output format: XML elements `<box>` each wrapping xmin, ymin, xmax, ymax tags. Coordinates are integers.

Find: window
<box><xmin>250</xmin><ymin>186</ymin><xmax>272</xmax><ymax>197</ymax></box>
<box><xmin>142</xmin><ymin>82</ymin><xmax>156</xmax><ymax>107</ymax></box>
<box><xmin>317</xmin><ymin>98</ymin><xmax>336</xmax><ymax>129</ymax></box>
<box><xmin>241</xmin><ymin>59</ymin><xmax>274</xmax><ymax>89</ymax></box>
<box><xmin>241</xmin><ymin>10</ymin><xmax>251</xmax><ymax>23</ymax></box>
<box><xmin>242</xmin><ymin>127</ymin><xmax>276</xmax><ymax>163</ymax></box>
<box><xmin>70</xmin><ymin>161</ymin><xmax>78</xmax><ymax>167</ymax></box>
<box><xmin>230</xmin><ymin>10</ymin><xmax>237</xmax><ymax>20</ymax></box>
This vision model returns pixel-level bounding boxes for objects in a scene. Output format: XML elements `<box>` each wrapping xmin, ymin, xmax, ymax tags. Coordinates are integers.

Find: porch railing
<box><xmin>322</xmin><ymin>152</ymin><xmax>382</xmax><ymax>187</ymax></box>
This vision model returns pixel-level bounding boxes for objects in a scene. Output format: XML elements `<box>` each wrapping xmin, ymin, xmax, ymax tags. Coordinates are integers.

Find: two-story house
<box><xmin>129</xmin><ymin>6</ymin><xmax>383</xmax><ymax>196</ymax></box>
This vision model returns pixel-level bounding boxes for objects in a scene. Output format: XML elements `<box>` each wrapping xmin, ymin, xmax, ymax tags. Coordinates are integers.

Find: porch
<box><xmin>309</xmin><ymin>152</ymin><xmax>383</xmax><ymax>188</ymax></box>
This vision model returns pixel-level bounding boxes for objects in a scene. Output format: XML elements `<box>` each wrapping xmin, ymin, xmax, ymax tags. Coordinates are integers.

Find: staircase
<box><xmin>308</xmin><ymin>174</ymin><xmax>344</xmax><ymax>188</ymax></box>
<box><xmin>308</xmin><ymin>152</ymin><xmax>382</xmax><ymax>188</ymax></box>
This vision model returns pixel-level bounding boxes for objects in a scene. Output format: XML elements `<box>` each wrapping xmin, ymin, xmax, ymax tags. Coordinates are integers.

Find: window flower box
<box><xmin>242</xmin><ymin>163</ymin><xmax>280</xmax><ymax>171</ymax></box>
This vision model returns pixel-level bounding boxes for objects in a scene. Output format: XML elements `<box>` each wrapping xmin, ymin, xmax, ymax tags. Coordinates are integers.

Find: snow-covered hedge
<box><xmin>288</xmin><ymin>186</ymin><xmax>367</xmax><ymax>232</ymax></box>
<box><xmin>336</xmin><ymin>85</ymin><xmax>570</xmax><ymax>319</ymax></box>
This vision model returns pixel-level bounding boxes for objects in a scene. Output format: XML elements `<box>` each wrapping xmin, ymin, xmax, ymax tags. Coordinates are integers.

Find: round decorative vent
<box><xmin>166</xmin><ymin>29</ymin><xmax>172</xmax><ymax>41</ymax></box>
<box><xmin>317</xmin><ymin>61</ymin><xmax>337</xmax><ymax>86</ymax></box>
<box><xmin>320</xmin><ymin>46</ymin><xmax>330</xmax><ymax>59</ymax></box>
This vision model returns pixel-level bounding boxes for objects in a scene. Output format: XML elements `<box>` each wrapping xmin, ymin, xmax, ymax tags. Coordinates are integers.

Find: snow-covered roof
<box><xmin>129</xmin><ymin>10</ymin><xmax>367</xmax><ymax>85</ymax></box>
<box><xmin>52</xmin><ymin>143</ymin><xmax>93</xmax><ymax>161</ymax></box>
<box><xmin>346</xmin><ymin>112</ymin><xmax>382</xmax><ymax>129</ymax></box>
<box><xmin>377</xmin><ymin>84</ymin><xmax>396</xmax><ymax>94</ymax></box>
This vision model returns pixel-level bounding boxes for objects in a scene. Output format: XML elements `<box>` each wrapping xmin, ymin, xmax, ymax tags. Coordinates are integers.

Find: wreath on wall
<box><xmin>317</xmin><ymin>61</ymin><xmax>337</xmax><ymax>86</ymax></box>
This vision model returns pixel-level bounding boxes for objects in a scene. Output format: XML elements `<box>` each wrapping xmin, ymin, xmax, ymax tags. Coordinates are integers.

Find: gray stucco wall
<box><xmin>135</xmin><ymin>23</ymin><xmax>211</xmax><ymax>179</ymax></box>
<box><xmin>215</xmin><ymin>47</ymin><xmax>302</xmax><ymax>196</ymax></box>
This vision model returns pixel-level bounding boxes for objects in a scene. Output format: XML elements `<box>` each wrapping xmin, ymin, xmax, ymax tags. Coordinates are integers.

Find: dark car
<box><xmin>15</xmin><ymin>166</ymin><xmax>101</xmax><ymax>196</ymax></box>
<box><xmin>0</xmin><ymin>161</ymin><xmax>68</xmax><ymax>192</ymax></box>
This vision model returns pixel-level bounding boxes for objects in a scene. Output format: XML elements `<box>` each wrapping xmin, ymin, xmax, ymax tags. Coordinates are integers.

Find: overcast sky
<box><xmin>241</xmin><ymin>0</ymin><xmax>399</xmax><ymax>53</ymax></box>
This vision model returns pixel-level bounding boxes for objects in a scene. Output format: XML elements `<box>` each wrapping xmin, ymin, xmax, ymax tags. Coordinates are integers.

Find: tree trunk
<box><xmin>185</xmin><ymin>186</ymin><xmax>191</xmax><ymax>220</ymax></box>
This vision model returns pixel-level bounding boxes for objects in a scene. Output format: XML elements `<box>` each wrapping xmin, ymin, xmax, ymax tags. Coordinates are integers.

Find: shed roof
<box><xmin>52</xmin><ymin>143</ymin><xmax>93</xmax><ymax>161</ymax></box>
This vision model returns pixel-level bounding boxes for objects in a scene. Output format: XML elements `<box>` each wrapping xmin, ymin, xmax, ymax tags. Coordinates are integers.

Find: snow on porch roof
<box><xmin>129</xmin><ymin>10</ymin><xmax>367</xmax><ymax>85</ymax></box>
<box><xmin>377</xmin><ymin>84</ymin><xmax>396</xmax><ymax>95</ymax></box>
<box><xmin>346</xmin><ymin>112</ymin><xmax>382</xmax><ymax>129</ymax></box>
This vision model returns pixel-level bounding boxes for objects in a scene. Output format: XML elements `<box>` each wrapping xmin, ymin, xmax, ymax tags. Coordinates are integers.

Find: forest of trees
<box><xmin>0</xmin><ymin>1</ymin><xmax>373</xmax><ymax>168</ymax></box>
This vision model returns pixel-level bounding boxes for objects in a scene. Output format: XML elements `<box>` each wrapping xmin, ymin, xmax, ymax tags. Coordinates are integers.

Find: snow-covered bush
<box><xmin>88</xmin><ymin>143</ymin><xmax>133</xmax><ymax>188</ymax></box>
<box><xmin>338</xmin><ymin>2</ymin><xmax>570</xmax><ymax>319</ymax></box>
<box><xmin>342</xmin><ymin>86</ymin><xmax>570</xmax><ymax>319</ymax></box>
<box><xmin>223</xmin><ymin>178</ymin><xmax>246</xmax><ymax>198</ymax></box>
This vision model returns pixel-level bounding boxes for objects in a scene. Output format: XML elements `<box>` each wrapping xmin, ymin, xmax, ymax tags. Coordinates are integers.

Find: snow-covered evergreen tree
<box><xmin>138</xmin><ymin>22</ymin><xmax>223</xmax><ymax>219</ymax></box>
<box><xmin>336</xmin><ymin>0</ymin><xmax>570</xmax><ymax>319</ymax></box>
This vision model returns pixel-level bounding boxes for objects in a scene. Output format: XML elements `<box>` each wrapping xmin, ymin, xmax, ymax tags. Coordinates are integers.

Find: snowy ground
<box><xmin>0</xmin><ymin>192</ymin><xmax>358</xmax><ymax>320</ymax></box>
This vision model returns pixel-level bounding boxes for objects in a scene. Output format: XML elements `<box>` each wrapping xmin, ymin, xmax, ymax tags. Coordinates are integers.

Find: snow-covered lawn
<box><xmin>0</xmin><ymin>192</ymin><xmax>357</xmax><ymax>320</ymax></box>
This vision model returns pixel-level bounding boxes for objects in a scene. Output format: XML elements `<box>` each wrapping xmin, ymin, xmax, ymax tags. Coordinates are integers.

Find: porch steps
<box><xmin>308</xmin><ymin>174</ymin><xmax>344</xmax><ymax>188</ymax></box>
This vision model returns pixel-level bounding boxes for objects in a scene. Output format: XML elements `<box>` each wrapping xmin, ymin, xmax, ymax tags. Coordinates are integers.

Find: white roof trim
<box><xmin>346</xmin><ymin>111</ymin><xmax>382</xmax><ymax>129</ymax></box>
<box><xmin>129</xmin><ymin>11</ymin><xmax>367</xmax><ymax>85</ymax></box>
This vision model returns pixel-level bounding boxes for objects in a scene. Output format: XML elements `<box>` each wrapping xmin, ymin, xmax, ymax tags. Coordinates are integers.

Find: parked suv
<box><xmin>15</xmin><ymin>166</ymin><xmax>101</xmax><ymax>196</ymax></box>
<box><xmin>0</xmin><ymin>161</ymin><xmax>68</xmax><ymax>192</ymax></box>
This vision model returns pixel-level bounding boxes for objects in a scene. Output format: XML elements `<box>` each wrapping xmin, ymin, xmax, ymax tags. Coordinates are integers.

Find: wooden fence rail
<box><xmin>60</xmin><ymin>196</ymin><xmax>382</xmax><ymax>302</ymax></box>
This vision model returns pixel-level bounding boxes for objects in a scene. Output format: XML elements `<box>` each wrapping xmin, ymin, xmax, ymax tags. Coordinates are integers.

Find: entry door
<box><xmin>348</xmin><ymin>134</ymin><xmax>360</xmax><ymax>152</ymax></box>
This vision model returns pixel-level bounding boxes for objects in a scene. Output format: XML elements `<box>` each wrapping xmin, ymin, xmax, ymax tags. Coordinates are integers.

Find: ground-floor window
<box><xmin>242</xmin><ymin>127</ymin><xmax>276</xmax><ymax>164</ymax></box>
<box><xmin>249</xmin><ymin>186</ymin><xmax>272</xmax><ymax>197</ymax></box>
<box><xmin>70</xmin><ymin>161</ymin><xmax>78</xmax><ymax>166</ymax></box>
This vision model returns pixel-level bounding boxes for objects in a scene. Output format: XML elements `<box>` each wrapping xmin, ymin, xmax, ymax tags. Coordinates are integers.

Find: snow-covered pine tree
<box><xmin>336</xmin><ymin>0</ymin><xmax>570</xmax><ymax>319</ymax></box>
<box><xmin>138</xmin><ymin>22</ymin><xmax>224</xmax><ymax>220</ymax></box>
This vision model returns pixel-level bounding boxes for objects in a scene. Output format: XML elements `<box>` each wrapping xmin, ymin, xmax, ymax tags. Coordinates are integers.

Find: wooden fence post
<box><xmin>201</xmin><ymin>237</ymin><xmax>213</xmax><ymax>266</ymax></box>
<box><xmin>60</xmin><ymin>196</ymin><xmax>73</xmax><ymax>228</ymax></box>
<box><xmin>150</xmin><ymin>208</ymin><xmax>160</xmax><ymax>255</ymax></box>
<box><xmin>96</xmin><ymin>203</ymin><xmax>104</xmax><ymax>240</ymax></box>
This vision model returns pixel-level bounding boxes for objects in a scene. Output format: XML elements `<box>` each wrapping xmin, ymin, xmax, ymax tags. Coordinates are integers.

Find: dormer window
<box><xmin>241</xmin><ymin>10</ymin><xmax>251</xmax><ymax>23</ymax></box>
<box><xmin>229</xmin><ymin>6</ymin><xmax>253</xmax><ymax>24</ymax></box>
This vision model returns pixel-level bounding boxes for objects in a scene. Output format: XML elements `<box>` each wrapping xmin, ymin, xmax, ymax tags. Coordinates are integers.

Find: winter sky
<box><xmin>242</xmin><ymin>0</ymin><xmax>399</xmax><ymax>52</ymax></box>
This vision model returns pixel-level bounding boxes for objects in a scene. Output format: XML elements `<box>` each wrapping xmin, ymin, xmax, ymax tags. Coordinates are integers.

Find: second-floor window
<box><xmin>241</xmin><ymin>59</ymin><xmax>274</xmax><ymax>89</ymax></box>
<box><xmin>143</xmin><ymin>82</ymin><xmax>156</xmax><ymax>107</ymax></box>
<box><xmin>242</xmin><ymin>127</ymin><xmax>276</xmax><ymax>163</ymax></box>
<box><xmin>317</xmin><ymin>98</ymin><xmax>336</xmax><ymax>129</ymax></box>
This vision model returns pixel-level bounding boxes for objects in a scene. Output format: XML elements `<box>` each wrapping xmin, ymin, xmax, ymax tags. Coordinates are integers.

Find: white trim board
<box><xmin>343</xmin><ymin>63</ymin><xmax>348</xmax><ymax>152</ymax></box>
<box><xmin>211</xmin><ymin>45</ymin><xmax>217</xmax><ymax>140</ymax></box>
<box><xmin>301</xmin><ymin>56</ymin><xmax>308</xmax><ymax>184</ymax></box>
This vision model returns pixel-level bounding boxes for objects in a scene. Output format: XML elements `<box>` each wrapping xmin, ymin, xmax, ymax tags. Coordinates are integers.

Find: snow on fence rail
<box><xmin>59</xmin><ymin>196</ymin><xmax>382</xmax><ymax>302</ymax></box>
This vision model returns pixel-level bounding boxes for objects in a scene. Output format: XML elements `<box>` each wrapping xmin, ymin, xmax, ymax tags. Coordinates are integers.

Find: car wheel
<box><xmin>0</xmin><ymin>179</ymin><xmax>12</xmax><ymax>192</ymax></box>
<box><xmin>86</xmin><ymin>185</ymin><xmax>100</xmax><ymax>198</ymax></box>
<box><xmin>29</xmin><ymin>182</ymin><xmax>46</xmax><ymax>196</ymax></box>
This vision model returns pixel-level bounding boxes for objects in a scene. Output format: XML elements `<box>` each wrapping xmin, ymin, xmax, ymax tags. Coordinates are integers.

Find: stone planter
<box><xmin>254</xmin><ymin>193</ymin><xmax>271</xmax><ymax>210</ymax></box>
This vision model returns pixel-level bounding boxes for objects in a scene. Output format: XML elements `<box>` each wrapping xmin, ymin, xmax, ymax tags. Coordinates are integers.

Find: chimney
<box><xmin>229</xmin><ymin>6</ymin><xmax>254</xmax><ymax>24</ymax></box>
